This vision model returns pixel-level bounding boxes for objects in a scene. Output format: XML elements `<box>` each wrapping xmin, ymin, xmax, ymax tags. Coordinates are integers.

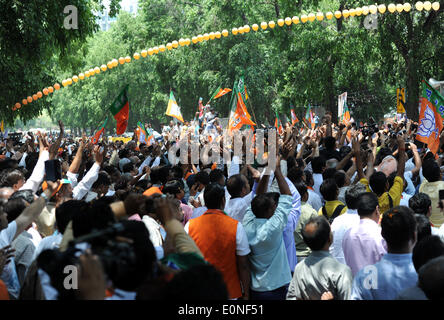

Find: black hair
<box><xmin>418</xmin><ymin>256</ymin><xmax>444</xmax><ymax>300</ymax></box>
<box><xmin>1</xmin><ymin>169</ymin><xmax>24</xmax><ymax>188</ymax></box>
<box><xmin>304</xmin><ymin>170</ymin><xmax>313</xmax><ymax>186</ymax></box>
<box><xmin>324</xmin><ymin>136</ymin><xmax>336</xmax><ymax>150</ymax></box>
<box><xmin>56</xmin><ymin>200</ymin><xmax>89</xmax><ymax>234</ymax></box>
<box><xmin>322</xmin><ymin>168</ymin><xmax>337</xmax><ymax>180</ymax></box>
<box><xmin>9</xmin><ymin>189</ymin><xmax>35</xmax><ymax>204</ymax></box>
<box><xmin>381</xmin><ymin>206</ymin><xmax>417</xmax><ymax>251</ymax></box>
<box><xmin>409</xmin><ymin>193</ymin><xmax>431</xmax><ymax>216</ymax></box>
<box><xmin>72</xmin><ymin>200</ymin><xmax>116</xmax><ymax>238</ymax></box>
<box><xmin>251</xmin><ymin>193</ymin><xmax>276</xmax><ymax>219</ymax></box>
<box><xmin>107</xmin><ymin>220</ymin><xmax>156</xmax><ymax>291</ymax></box>
<box><xmin>412</xmin><ymin>235</ymin><xmax>444</xmax><ymax>272</ymax></box>
<box><xmin>163</xmin><ymin>180</ymin><xmax>183</xmax><ymax>196</ymax></box>
<box><xmin>344</xmin><ymin>184</ymin><xmax>367</xmax><ymax>210</ymax></box>
<box><xmin>294</xmin><ymin>182</ymin><xmax>308</xmax><ymax>199</ymax></box>
<box><xmin>334</xmin><ymin>171</ymin><xmax>346</xmax><ymax>188</ymax></box>
<box><xmin>4</xmin><ymin>198</ymin><xmax>27</xmax><ymax>222</ymax></box>
<box><xmin>209</xmin><ymin>169</ymin><xmax>225</xmax><ymax>186</ymax></box>
<box><xmin>387</xmin><ymin>171</ymin><xmax>398</xmax><ymax>190</ymax></box>
<box><xmin>91</xmin><ymin>171</ymin><xmax>111</xmax><ymax>189</ymax></box>
<box><xmin>356</xmin><ymin>192</ymin><xmax>379</xmax><ymax>217</ymax></box>
<box><xmin>152</xmin><ymin>166</ymin><xmax>170</xmax><ymax>185</ymax></box>
<box><xmin>414</xmin><ymin>214</ymin><xmax>432</xmax><ymax>242</ymax></box>
<box><xmin>122</xmin><ymin>162</ymin><xmax>135</xmax><ymax>174</ymax></box>
<box><xmin>302</xmin><ymin>216</ymin><xmax>331</xmax><ymax>251</ymax></box>
<box><xmin>203</xmin><ymin>183</ymin><xmax>225</xmax><ymax>209</ymax></box>
<box><xmin>0</xmin><ymin>158</ymin><xmax>19</xmax><ymax>171</ymax></box>
<box><xmin>102</xmin><ymin>165</ymin><xmax>119</xmax><ymax>176</ymax></box>
<box><xmin>287</xmin><ymin>167</ymin><xmax>304</xmax><ymax>185</ymax></box>
<box><xmin>422</xmin><ymin>159</ymin><xmax>441</xmax><ymax>182</ymax></box>
<box><xmin>311</xmin><ymin>156</ymin><xmax>326</xmax><ymax>174</ymax></box>
<box><xmin>114</xmin><ymin>177</ymin><xmax>130</xmax><ymax>191</ymax></box>
<box><xmin>163</xmin><ymin>264</ymin><xmax>228</xmax><ymax>300</ymax></box>
<box><xmin>226</xmin><ymin>174</ymin><xmax>246</xmax><ymax>198</ymax></box>
<box><xmin>135</xmin><ymin>179</ymin><xmax>149</xmax><ymax>192</ymax></box>
<box><xmin>320</xmin><ymin>178</ymin><xmax>338</xmax><ymax>201</ymax></box>
<box><xmin>119</xmin><ymin>149</ymin><xmax>130</xmax><ymax>159</ymax></box>
<box><xmin>369</xmin><ymin>171</ymin><xmax>387</xmax><ymax>196</ymax></box>
<box><xmin>170</xmin><ymin>165</ymin><xmax>184</xmax><ymax>180</ymax></box>
<box><xmin>286</xmin><ymin>156</ymin><xmax>297</xmax><ymax>171</ymax></box>
<box><xmin>195</xmin><ymin>171</ymin><xmax>210</xmax><ymax>186</ymax></box>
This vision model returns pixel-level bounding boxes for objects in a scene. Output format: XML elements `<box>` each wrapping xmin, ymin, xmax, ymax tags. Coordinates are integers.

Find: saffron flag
<box><xmin>290</xmin><ymin>108</ymin><xmax>299</xmax><ymax>125</ymax></box>
<box><xmin>109</xmin><ymin>85</ymin><xmax>129</xmax><ymax>135</ymax></box>
<box><xmin>341</xmin><ymin>102</ymin><xmax>351</xmax><ymax>125</ymax></box>
<box><xmin>236</xmin><ymin>77</ymin><xmax>252</xmax><ymax>120</ymax></box>
<box><xmin>213</xmin><ymin>88</ymin><xmax>232</xmax><ymax>99</ymax></box>
<box><xmin>92</xmin><ymin>118</ymin><xmax>108</xmax><ymax>145</ymax></box>
<box><xmin>0</xmin><ymin>120</ymin><xmax>3</xmax><ymax>133</ymax></box>
<box><xmin>305</xmin><ymin>105</ymin><xmax>314</xmax><ymax>129</ymax></box>
<box><xmin>416</xmin><ymin>80</ymin><xmax>444</xmax><ymax>155</ymax></box>
<box><xmin>274</xmin><ymin>111</ymin><xmax>283</xmax><ymax>134</ymax></box>
<box><xmin>137</xmin><ymin>121</ymin><xmax>153</xmax><ymax>146</ymax></box>
<box><xmin>228</xmin><ymin>80</ymin><xmax>256</xmax><ymax>131</ymax></box>
<box><xmin>166</xmin><ymin>91</ymin><xmax>184</xmax><ymax>123</ymax></box>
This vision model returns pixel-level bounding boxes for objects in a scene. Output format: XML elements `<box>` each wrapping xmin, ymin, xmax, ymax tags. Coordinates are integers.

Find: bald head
<box><xmin>302</xmin><ymin>216</ymin><xmax>331</xmax><ymax>251</ymax></box>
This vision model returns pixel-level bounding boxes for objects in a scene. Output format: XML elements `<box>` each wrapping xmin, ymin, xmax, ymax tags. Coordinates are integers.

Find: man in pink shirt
<box><xmin>342</xmin><ymin>192</ymin><xmax>387</xmax><ymax>276</ymax></box>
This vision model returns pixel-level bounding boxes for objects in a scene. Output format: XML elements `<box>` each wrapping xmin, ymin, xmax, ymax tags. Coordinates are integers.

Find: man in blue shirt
<box><xmin>243</xmin><ymin>158</ymin><xmax>293</xmax><ymax>300</ymax></box>
<box><xmin>351</xmin><ymin>206</ymin><xmax>418</xmax><ymax>300</ymax></box>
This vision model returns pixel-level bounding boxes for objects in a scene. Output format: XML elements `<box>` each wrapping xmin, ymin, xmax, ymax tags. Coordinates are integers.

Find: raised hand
<box><xmin>0</xmin><ymin>245</ymin><xmax>15</xmax><ymax>274</ymax></box>
<box><xmin>76</xmin><ymin>249</ymin><xmax>106</xmax><ymax>300</ymax></box>
<box><xmin>48</xmin><ymin>120</ymin><xmax>65</xmax><ymax>160</ymax></box>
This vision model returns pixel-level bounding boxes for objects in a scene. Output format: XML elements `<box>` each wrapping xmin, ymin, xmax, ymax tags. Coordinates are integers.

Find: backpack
<box><xmin>322</xmin><ymin>204</ymin><xmax>345</xmax><ymax>224</ymax></box>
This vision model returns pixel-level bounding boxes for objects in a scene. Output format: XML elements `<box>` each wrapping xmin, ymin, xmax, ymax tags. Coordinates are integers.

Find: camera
<box><xmin>362</xmin><ymin>123</ymin><xmax>378</xmax><ymax>137</ymax></box>
<box><xmin>37</xmin><ymin>222</ymin><xmax>139</xmax><ymax>299</ymax></box>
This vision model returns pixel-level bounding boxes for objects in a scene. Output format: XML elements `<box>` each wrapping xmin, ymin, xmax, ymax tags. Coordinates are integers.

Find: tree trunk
<box><xmin>405</xmin><ymin>58</ymin><xmax>420</xmax><ymax>121</ymax></box>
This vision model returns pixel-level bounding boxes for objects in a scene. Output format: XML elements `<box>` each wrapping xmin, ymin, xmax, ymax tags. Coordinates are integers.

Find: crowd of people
<box><xmin>0</xmin><ymin>111</ymin><xmax>444</xmax><ymax>300</ymax></box>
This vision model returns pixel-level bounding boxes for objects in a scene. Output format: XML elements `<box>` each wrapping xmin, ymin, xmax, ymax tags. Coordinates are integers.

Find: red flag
<box><xmin>92</xmin><ymin>118</ymin><xmax>108</xmax><ymax>144</ymax></box>
<box><xmin>109</xmin><ymin>86</ymin><xmax>129</xmax><ymax>135</ymax></box>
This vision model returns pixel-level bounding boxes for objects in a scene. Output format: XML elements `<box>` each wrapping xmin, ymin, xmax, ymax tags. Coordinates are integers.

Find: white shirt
<box><xmin>330</xmin><ymin>209</ymin><xmax>360</xmax><ymax>265</ymax></box>
<box><xmin>26</xmin><ymin>224</ymin><xmax>42</xmax><ymax>248</ymax></box>
<box><xmin>0</xmin><ymin>222</ymin><xmax>21</xmax><ymax>299</ymax></box>
<box><xmin>32</xmin><ymin>231</ymin><xmax>63</xmax><ymax>262</ymax></box>
<box><xmin>313</xmin><ymin>173</ymin><xmax>323</xmax><ymax>195</ymax></box>
<box><xmin>73</xmin><ymin>163</ymin><xmax>100</xmax><ymax>200</ymax></box>
<box><xmin>307</xmin><ymin>189</ymin><xmax>322</xmax><ymax>211</ymax></box>
<box><xmin>184</xmin><ymin>219</ymin><xmax>250</xmax><ymax>256</ymax></box>
<box><xmin>20</xmin><ymin>150</ymin><xmax>49</xmax><ymax>193</ymax></box>
<box><xmin>438</xmin><ymin>224</ymin><xmax>444</xmax><ymax>242</ymax></box>
<box><xmin>224</xmin><ymin>192</ymin><xmax>254</xmax><ymax>223</ymax></box>
<box><xmin>399</xmin><ymin>193</ymin><xmax>412</xmax><ymax>207</ymax></box>
<box><xmin>141</xmin><ymin>215</ymin><xmax>163</xmax><ymax>247</ymax></box>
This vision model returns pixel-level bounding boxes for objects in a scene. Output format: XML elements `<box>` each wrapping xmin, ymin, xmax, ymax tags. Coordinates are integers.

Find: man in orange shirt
<box><xmin>185</xmin><ymin>183</ymin><xmax>251</xmax><ymax>300</ymax></box>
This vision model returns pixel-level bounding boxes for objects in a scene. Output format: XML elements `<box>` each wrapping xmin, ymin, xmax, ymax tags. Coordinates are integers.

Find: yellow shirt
<box><xmin>359</xmin><ymin>176</ymin><xmax>403</xmax><ymax>216</ymax></box>
<box><xmin>318</xmin><ymin>200</ymin><xmax>347</xmax><ymax>219</ymax></box>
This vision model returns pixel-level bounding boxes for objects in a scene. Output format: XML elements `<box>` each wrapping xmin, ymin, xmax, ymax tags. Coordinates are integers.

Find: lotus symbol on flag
<box><xmin>417</xmin><ymin>105</ymin><xmax>438</xmax><ymax>138</ymax></box>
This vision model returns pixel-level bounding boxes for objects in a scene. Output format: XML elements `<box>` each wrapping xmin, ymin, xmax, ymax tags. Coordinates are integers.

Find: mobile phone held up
<box><xmin>45</xmin><ymin>160</ymin><xmax>62</xmax><ymax>182</ymax></box>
